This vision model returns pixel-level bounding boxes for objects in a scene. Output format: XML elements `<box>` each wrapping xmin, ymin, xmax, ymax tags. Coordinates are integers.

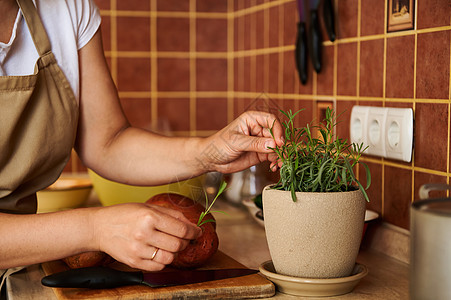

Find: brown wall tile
<box><xmin>268</xmin><ymin>6</ymin><xmax>279</xmax><ymax>48</ymax></box>
<box><xmin>234</xmin><ymin>57</ymin><xmax>244</xmax><ymax>91</ymax></box>
<box><xmin>117</xmin><ymin>1</ymin><xmax>150</xmax><ymax>11</ymax></box>
<box><xmin>283</xmin><ymin>1</ymin><xmax>297</xmax><ymax>46</ymax></box>
<box><xmin>280</xmin><ymin>99</ymin><xmax>297</xmax><ymax>117</ymax></box>
<box><xmin>196</xmin><ymin>58</ymin><xmax>228</xmax><ymax>91</ymax></box>
<box><xmin>384</xmin><ymin>165</ymin><xmax>412</xmax><ymax>229</ymax></box>
<box><xmin>268</xmin><ymin>53</ymin><xmax>279</xmax><ymax>93</ymax></box>
<box><xmin>337</xmin><ymin>42</ymin><xmax>357</xmax><ymax>96</ymax></box>
<box><xmin>336</xmin><ymin>100</ymin><xmax>356</xmax><ymax>142</ymax></box>
<box><xmin>256</xmin><ymin>55</ymin><xmax>265</xmax><ymax>92</ymax></box>
<box><xmin>417</xmin><ymin>0</ymin><xmax>450</xmax><ymax>29</ymax></box>
<box><xmin>196</xmin><ymin>19</ymin><xmax>227</xmax><ymax>52</ymax></box>
<box><xmin>157</xmin><ymin>58</ymin><xmax>190</xmax><ymax>91</ymax></box>
<box><xmin>244</xmin><ymin>15</ymin><xmax>251</xmax><ymax>50</ymax></box>
<box><xmin>295</xmin><ymin>100</ymin><xmax>314</xmax><ymax>129</ymax></box>
<box><xmin>95</xmin><ymin>0</ymin><xmax>110</xmax><ymax>10</ymax></box>
<box><xmin>337</xmin><ymin>0</ymin><xmax>358</xmax><ymax>39</ymax></box>
<box><xmin>157</xmin><ymin>98</ymin><xmax>190</xmax><ymax>131</ymax></box>
<box><xmin>157</xmin><ymin>0</ymin><xmax>189</xmax><ymax>12</ymax></box>
<box><xmin>233</xmin><ymin>0</ymin><xmax>241</xmax><ymax>12</ymax></box>
<box><xmin>282</xmin><ymin>51</ymin><xmax>296</xmax><ymax>94</ymax></box>
<box><xmin>196</xmin><ymin>0</ymin><xmax>227</xmax><ymax>12</ymax></box>
<box><xmin>413</xmin><ymin>172</ymin><xmax>448</xmax><ymax>202</ymax></box>
<box><xmin>117</xmin><ymin>58</ymin><xmax>151</xmax><ymax>91</ymax></box>
<box><xmin>100</xmin><ymin>16</ymin><xmax>111</xmax><ymax>51</ymax></box>
<box><xmin>256</xmin><ymin>10</ymin><xmax>265</xmax><ymax>49</ymax></box>
<box><xmin>386</xmin><ymin>35</ymin><xmax>415</xmax><ymax>98</ymax></box>
<box><xmin>360</xmin><ymin>39</ymin><xmax>384</xmax><ymax>97</ymax></box>
<box><xmin>157</xmin><ymin>17</ymin><xmax>190</xmax><ymax>51</ymax></box>
<box><xmin>120</xmin><ymin>98</ymin><xmax>152</xmax><ymax>130</ymax></box>
<box><xmin>360</xmin><ymin>162</ymin><xmax>382</xmax><ymax>215</ymax></box>
<box><xmin>117</xmin><ymin>17</ymin><xmax>150</xmax><ymax>51</ymax></box>
<box><xmin>243</xmin><ymin>56</ymin><xmax>251</xmax><ymax>91</ymax></box>
<box><xmin>416</xmin><ymin>31</ymin><xmax>450</xmax><ymax>100</ymax></box>
<box><xmin>414</xmin><ymin>103</ymin><xmax>448</xmax><ymax>172</ymax></box>
<box><xmin>317</xmin><ymin>45</ymin><xmax>334</xmax><ymax>96</ymax></box>
<box><xmin>360</xmin><ymin>0</ymin><xmax>384</xmax><ymax>36</ymax></box>
<box><xmin>196</xmin><ymin>98</ymin><xmax>228</xmax><ymax>130</ymax></box>
<box><xmin>235</xmin><ymin>16</ymin><xmax>244</xmax><ymax>51</ymax></box>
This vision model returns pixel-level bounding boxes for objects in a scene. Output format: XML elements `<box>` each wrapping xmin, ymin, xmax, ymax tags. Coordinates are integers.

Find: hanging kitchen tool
<box><xmin>323</xmin><ymin>0</ymin><xmax>336</xmax><ymax>41</ymax></box>
<box><xmin>295</xmin><ymin>0</ymin><xmax>308</xmax><ymax>85</ymax></box>
<box><xmin>309</xmin><ymin>0</ymin><xmax>322</xmax><ymax>73</ymax></box>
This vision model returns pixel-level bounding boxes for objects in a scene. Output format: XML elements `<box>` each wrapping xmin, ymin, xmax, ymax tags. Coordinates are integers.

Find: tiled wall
<box><xmin>68</xmin><ymin>0</ymin><xmax>451</xmax><ymax>231</ymax></box>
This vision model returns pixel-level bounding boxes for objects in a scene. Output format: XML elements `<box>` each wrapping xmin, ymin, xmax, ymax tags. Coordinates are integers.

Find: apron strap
<box><xmin>15</xmin><ymin>0</ymin><xmax>51</xmax><ymax>56</ymax></box>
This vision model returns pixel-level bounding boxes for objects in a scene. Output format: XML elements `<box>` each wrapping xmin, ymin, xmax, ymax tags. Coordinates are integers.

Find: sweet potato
<box><xmin>146</xmin><ymin>193</ymin><xmax>219</xmax><ymax>268</ymax></box>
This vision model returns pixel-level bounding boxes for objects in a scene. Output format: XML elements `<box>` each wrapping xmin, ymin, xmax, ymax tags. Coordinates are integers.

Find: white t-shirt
<box><xmin>0</xmin><ymin>0</ymin><xmax>101</xmax><ymax>103</ymax></box>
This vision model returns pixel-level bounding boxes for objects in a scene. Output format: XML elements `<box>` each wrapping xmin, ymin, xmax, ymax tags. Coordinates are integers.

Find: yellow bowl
<box><xmin>37</xmin><ymin>177</ymin><xmax>93</xmax><ymax>213</ymax></box>
<box><xmin>88</xmin><ymin>170</ymin><xmax>205</xmax><ymax>206</ymax></box>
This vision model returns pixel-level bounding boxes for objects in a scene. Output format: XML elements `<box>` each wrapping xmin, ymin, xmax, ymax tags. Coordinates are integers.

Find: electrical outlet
<box><xmin>385</xmin><ymin>108</ymin><xmax>413</xmax><ymax>162</ymax></box>
<box><xmin>350</xmin><ymin>106</ymin><xmax>413</xmax><ymax>162</ymax></box>
<box><xmin>350</xmin><ymin>106</ymin><xmax>369</xmax><ymax>150</ymax></box>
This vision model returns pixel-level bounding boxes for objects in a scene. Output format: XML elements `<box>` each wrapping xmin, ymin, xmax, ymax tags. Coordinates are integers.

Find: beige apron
<box><xmin>0</xmin><ymin>0</ymin><xmax>79</xmax><ymax>214</ymax></box>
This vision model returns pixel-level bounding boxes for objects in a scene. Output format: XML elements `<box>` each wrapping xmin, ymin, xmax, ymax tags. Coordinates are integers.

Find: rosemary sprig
<box><xmin>268</xmin><ymin>108</ymin><xmax>371</xmax><ymax>202</ymax></box>
<box><xmin>197</xmin><ymin>181</ymin><xmax>228</xmax><ymax>227</ymax></box>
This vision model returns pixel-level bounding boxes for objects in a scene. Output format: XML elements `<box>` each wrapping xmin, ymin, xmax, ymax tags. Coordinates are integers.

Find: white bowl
<box><xmin>242</xmin><ymin>197</ymin><xmax>264</xmax><ymax>227</ymax></box>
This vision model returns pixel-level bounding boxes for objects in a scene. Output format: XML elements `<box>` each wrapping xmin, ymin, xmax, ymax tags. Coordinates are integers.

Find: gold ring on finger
<box><xmin>150</xmin><ymin>247</ymin><xmax>159</xmax><ymax>260</ymax></box>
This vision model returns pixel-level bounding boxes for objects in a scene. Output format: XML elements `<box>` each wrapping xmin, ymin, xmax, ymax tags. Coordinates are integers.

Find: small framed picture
<box><xmin>387</xmin><ymin>0</ymin><xmax>415</xmax><ymax>32</ymax></box>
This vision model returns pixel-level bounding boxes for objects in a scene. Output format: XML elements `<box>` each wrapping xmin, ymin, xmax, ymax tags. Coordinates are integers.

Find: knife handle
<box><xmin>323</xmin><ymin>0</ymin><xmax>336</xmax><ymax>42</ymax></box>
<box><xmin>309</xmin><ymin>9</ymin><xmax>322</xmax><ymax>73</ymax></box>
<box><xmin>295</xmin><ymin>22</ymin><xmax>308</xmax><ymax>85</ymax></box>
<box><xmin>41</xmin><ymin>267</ymin><xmax>143</xmax><ymax>289</ymax></box>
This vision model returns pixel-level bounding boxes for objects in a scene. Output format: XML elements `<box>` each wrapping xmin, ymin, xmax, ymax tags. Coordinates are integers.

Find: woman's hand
<box><xmin>199</xmin><ymin>111</ymin><xmax>284</xmax><ymax>174</ymax></box>
<box><xmin>92</xmin><ymin>203</ymin><xmax>201</xmax><ymax>271</ymax></box>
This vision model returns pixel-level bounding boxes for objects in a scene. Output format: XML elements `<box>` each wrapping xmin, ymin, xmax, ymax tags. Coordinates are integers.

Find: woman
<box><xmin>0</xmin><ymin>0</ymin><xmax>283</xmax><ymax>276</ymax></box>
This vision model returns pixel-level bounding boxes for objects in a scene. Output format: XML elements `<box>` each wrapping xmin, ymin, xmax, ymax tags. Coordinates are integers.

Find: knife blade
<box><xmin>41</xmin><ymin>267</ymin><xmax>259</xmax><ymax>289</ymax></box>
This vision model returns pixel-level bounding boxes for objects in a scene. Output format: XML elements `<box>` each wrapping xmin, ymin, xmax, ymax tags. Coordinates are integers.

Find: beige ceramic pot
<box><xmin>262</xmin><ymin>185</ymin><xmax>366</xmax><ymax>279</ymax></box>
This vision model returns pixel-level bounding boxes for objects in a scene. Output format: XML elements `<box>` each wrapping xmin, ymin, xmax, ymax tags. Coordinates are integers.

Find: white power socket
<box><xmin>350</xmin><ymin>106</ymin><xmax>413</xmax><ymax>162</ymax></box>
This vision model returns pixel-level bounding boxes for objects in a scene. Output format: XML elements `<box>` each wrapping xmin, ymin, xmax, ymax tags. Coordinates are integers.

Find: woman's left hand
<box><xmin>199</xmin><ymin>111</ymin><xmax>284</xmax><ymax>174</ymax></box>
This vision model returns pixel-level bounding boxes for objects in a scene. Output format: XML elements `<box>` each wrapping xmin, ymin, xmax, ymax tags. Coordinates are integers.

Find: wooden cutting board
<box><xmin>41</xmin><ymin>251</ymin><xmax>275</xmax><ymax>299</ymax></box>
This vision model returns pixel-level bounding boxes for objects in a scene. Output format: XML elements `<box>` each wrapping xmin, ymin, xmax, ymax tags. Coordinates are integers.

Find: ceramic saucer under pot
<box><xmin>259</xmin><ymin>260</ymin><xmax>368</xmax><ymax>297</ymax></box>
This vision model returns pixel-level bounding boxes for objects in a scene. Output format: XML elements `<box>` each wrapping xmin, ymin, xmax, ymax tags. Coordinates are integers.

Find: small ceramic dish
<box><xmin>363</xmin><ymin>209</ymin><xmax>379</xmax><ymax>238</ymax></box>
<box><xmin>242</xmin><ymin>198</ymin><xmax>264</xmax><ymax>227</ymax></box>
<box><xmin>259</xmin><ymin>260</ymin><xmax>368</xmax><ymax>297</ymax></box>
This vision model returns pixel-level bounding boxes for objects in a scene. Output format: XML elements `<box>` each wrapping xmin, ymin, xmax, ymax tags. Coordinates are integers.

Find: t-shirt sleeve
<box><xmin>72</xmin><ymin>0</ymin><xmax>102</xmax><ymax>50</ymax></box>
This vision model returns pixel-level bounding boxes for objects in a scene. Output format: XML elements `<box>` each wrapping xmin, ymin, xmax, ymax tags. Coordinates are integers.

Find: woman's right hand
<box><xmin>91</xmin><ymin>203</ymin><xmax>202</xmax><ymax>271</ymax></box>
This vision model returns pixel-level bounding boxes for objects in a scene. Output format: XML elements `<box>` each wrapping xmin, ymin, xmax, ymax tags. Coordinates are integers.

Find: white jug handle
<box><xmin>419</xmin><ymin>183</ymin><xmax>451</xmax><ymax>200</ymax></box>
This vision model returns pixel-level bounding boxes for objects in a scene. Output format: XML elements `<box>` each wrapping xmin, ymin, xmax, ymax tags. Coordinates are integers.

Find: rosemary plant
<box><xmin>197</xmin><ymin>181</ymin><xmax>227</xmax><ymax>226</ymax></box>
<box><xmin>269</xmin><ymin>108</ymin><xmax>371</xmax><ymax>202</ymax></box>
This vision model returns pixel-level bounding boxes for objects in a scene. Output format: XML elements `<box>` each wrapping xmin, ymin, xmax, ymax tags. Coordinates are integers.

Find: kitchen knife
<box><xmin>295</xmin><ymin>0</ymin><xmax>308</xmax><ymax>85</ymax></box>
<box><xmin>309</xmin><ymin>0</ymin><xmax>322</xmax><ymax>73</ymax></box>
<box><xmin>41</xmin><ymin>267</ymin><xmax>259</xmax><ymax>289</ymax></box>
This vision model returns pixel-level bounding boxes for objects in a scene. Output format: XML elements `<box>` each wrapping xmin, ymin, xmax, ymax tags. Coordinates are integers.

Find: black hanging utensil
<box><xmin>323</xmin><ymin>0</ymin><xmax>336</xmax><ymax>42</ymax></box>
<box><xmin>309</xmin><ymin>0</ymin><xmax>322</xmax><ymax>73</ymax></box>
<box><xmin>295</xmin><ymin>0</ymin><xmax>308</xmax><ymax>85</ymax></box>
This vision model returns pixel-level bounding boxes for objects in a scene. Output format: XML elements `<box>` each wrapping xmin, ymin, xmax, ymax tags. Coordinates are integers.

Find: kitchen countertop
<box><xmin>6</xmin><ymin>196</ymin><xmax>409</xmax><ymax>299</ymax></box>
